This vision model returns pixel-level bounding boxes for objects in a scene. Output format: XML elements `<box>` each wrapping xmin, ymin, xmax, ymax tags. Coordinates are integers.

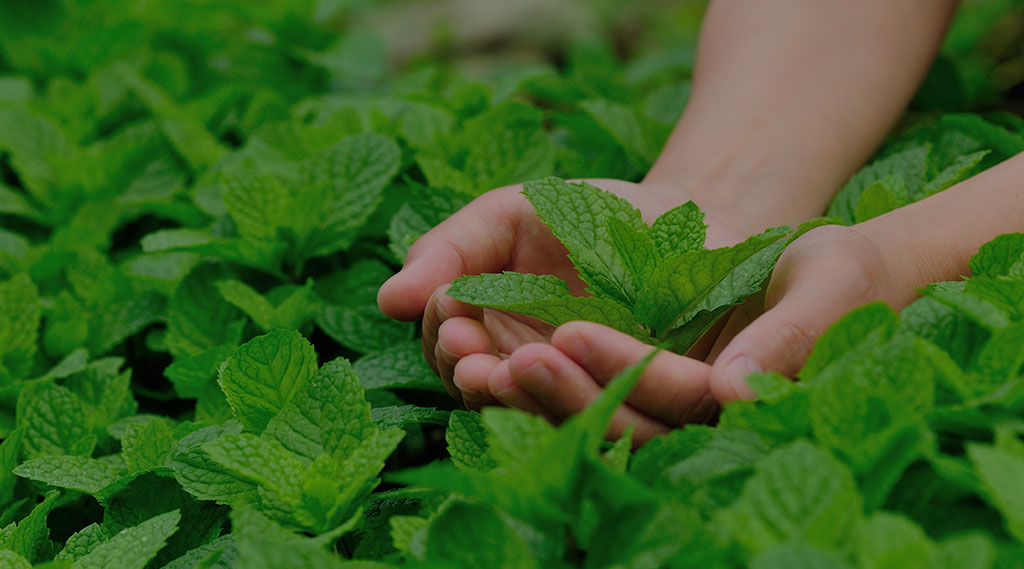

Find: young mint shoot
<box><xmin>447</xmin><ymin>177</ymin><xmax>814</xmax><ymax>354</ymax></box>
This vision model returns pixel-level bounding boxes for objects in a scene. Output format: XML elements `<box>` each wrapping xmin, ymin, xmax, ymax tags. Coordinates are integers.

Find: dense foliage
<box><xmin>2</xmin><ymin>1</ymin><xmax>1024</xmax><ymax>567</ymax></box>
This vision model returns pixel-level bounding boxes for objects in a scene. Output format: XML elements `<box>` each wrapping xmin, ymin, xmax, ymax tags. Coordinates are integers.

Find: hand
<box><xmin>486</xmin><ymin>224</ymin><xmax>905</xmax><ymax>444</ymax></box>
<box><xmin>376</xmin><ymin>179</ymin><xmax>750</xmax><ymax>410</ymax></box>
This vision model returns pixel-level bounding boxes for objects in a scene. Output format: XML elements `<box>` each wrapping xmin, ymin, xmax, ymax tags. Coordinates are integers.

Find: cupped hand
<box><xmin>473</xmin><ymin>224</ymin><xmax>909</xmax><ymax>445</ymax></box>
<box><xmin>376</xmin><ymin>179</ymin><xmax>748</xmax><ymax>409</ymax></box>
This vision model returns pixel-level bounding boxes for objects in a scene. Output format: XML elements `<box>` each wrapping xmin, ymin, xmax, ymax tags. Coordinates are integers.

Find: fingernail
<box><xmin>518</xmin><ymin>361</ymin><xmax>554</xmax><ymax>390</ymax></box>
<box><xmin>724</xmin><ymin>356</ymin><xmax>759</xmax><ymax>400</ymax></box>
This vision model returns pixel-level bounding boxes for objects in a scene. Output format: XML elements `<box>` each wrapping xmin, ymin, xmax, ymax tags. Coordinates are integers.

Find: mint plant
<box><xmin>448</xmin><ymin>177</ymin><xmax>813</xmax><ymax>353</ymax></box>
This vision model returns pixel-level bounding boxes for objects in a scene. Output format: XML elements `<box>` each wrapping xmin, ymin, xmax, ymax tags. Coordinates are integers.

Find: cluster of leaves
<box><xmin>0</xmin><ymin>0</ymin><xmax>1022</xmax><ymax>567</ymax></box>
<box><xmin>391</xmin><ymin>234</ymin><xmax>1024</xmax><ymax>569</ymax></box>
<box><xmin>448</xmin><ymin>177</ymin><xmax>822</xmax><ymax>354</ymax></box>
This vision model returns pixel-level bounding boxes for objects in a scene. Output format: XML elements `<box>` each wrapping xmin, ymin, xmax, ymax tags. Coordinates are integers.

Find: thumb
<box><xmin>377</xmin><ymin>188</ymin><xmax>521</xmax><ymax>321</ymax></box>
<box><xmin>708</xmin><ymin>289</ymin><xmax>852</xmax><ymax>403</ymax></box>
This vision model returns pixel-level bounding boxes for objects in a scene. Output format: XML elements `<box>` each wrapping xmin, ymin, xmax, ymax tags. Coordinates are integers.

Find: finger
<box><xmin>452</xmin><ymin>353</ymin><xmax>504</xmax><ymax>411</ymax></box>
<box><xmin>507</xmin><ymin>343</ymin><xmax>673</xmax><ymax>443</ymax></box>
<box><xmin>486</xmin><ymin>359</ymin><xmax>558</xmax><ymax>421</ymax></box>
<box><xmin>378</xmin><ymin>187</ymin><xmax>522</xmax><ymax>321</ymax></box>
<box><xmin>421</xmin><ymin>284</ymin><xmax>485</xmax><ymax>374</ymax></box>
<box><xmin>550</xmin><ymin>321</ymin><xmax>718</xmax><ymax>426</ymax></box>
<box><xmin>434</xmin><ymin>316</ymin><xmax>500</xmax><ymax>396</ymax></box>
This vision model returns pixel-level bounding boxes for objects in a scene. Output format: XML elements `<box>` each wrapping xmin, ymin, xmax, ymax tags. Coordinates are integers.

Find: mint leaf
<box><xmin>214</xmin><ymin>280</ymin><xmax>277</xmax><ymax>331</ymax></box>
<box><xmin>302</xmin><ymin>133</ymin><xmax>401</xmax><ymax>257</ymax></box>
<box><xmin>968</xmin><ymin>442</ymin><xmax>1024</xmax><ymax>541</ymax></box>
<box><xmin>445</xmin><ymin>411</ymin><xmax>495</xmax><ymax>472</ymax></box>
<box><xmin>522</xmin><ymin>177</ymin><xmax>646</xmax><ymax>304</ymax></box>
<box><xmin>74</xmin><ymin>510</ymin><xmax>180</xmax><ymax>569</ymax></box>
<box><xmin>164</xmin><ymin>265</ymin><xmax>245</xmax><ymax>359</ymax></box>
<box><xmin>218</xmin><ymin>329</ymin><xmax>318</xmax><ymax>432</ymax></box>
<box><xmin>0</xmin><ymin>274</ymin><xmax>41</xmax><ymax>382</ymax></box>
<box><xmin>828</xmin><ymin>145</ymin><xmax>930</xmax><ymax>224</ymax></box>
<box><xmin>121</xmin><ymin>417</ymin><xmax>174</xmax><ymax>472</ymax></box>
<box><xmin>353</xmin><ymin>341</ymin><xmax>444</xmax><ymax>392</ymax></box>
<box><xmin>969</xmin><ymin>233</ymin><xmax>1024</xmax><ymax>278</ymax></box>
<box><xmin>17</xmin><ymin>382</ymin><xmax>94</xmax><ymax>458</ymax></box>
<box><xmin>171</xmin><ymin>424</ymin><xmax>257</xmax><ymax>504</ymax></box>
<box><xmin>447</xmin><ymin>272</ymin><xmax>643</xmax><ymax>338</ymax></box>
<box><xmin>202</xmin><ymin>433</ymin><xmax>307</xmax><ymax>506</ymax></box>
<box><xmin>716</xmin><ymin>440</ymin><xmax>861</xmax><ymax>553</ymax></box>
<box><xmin>56</xmin><ymin>524</ymin><xmax>107</xmax><ymax>562</ymax></box>
<box><xmin>854</xmin><ymin>512</ymin><xmax>932</xmax><ymax>569</ymax></box>
<box><xmin>854</xmin><ymin>179</ymin><xmax>907</xmax><ymax>223</ymax></box>
<box><xmin>315</xmin><ymin>357</ymin><xmax>376</xmax><ymax>460</ymax></box>
<box><xmin>0</xmin><ymin>491</ymin><xmax>59</xmax><ymax>563</ymax></box>
<box><xmin>636</xmin><ymin>227</ymin><xmax>789</xmax><ymax>337</ymax></box>
<box><xmin>231</xmin><ymin>507</ymin><xmax>344</xmax><ymax>569</ymax></box>
<box><xmin>422</xmin><ymin>501</ymin><xmax>536</xmax><ymax>568</ymax></box>
<box><xmin>165</xmin><ymin>345</ymin><xmax>234</xmax><ymax>399</ymax></box>
<box><xmin>13</xmin><ymin>455</ymin><xmax>125</xmax><ymax>496</ymax></box>
<box><xmin>371</xmin><ymin>406</ymin><xmax>449</xmax><ymax>429</ymax></box>
<box><xmin>462</xmin><ymin>102</ymin><xmax>554</xmax><ymax>193</ymax></box>
<box><xmin>749</xmin><ymin>544</ymin><xmax>855</xmax><ymax>569</ymax></box>
<box><xmin>650</xmin><ymin>201</ymin><xmax>706</xmax><ymax>257</ymax></box>
<box><xmin>0</xmin><ymin>551</ymin><xmax>31</xmax><ymax>569</ymax></box>
<box><xmin>800</xmin><ymin>302</ymin><xmax>901</xmax><ymax>382</ymax></box>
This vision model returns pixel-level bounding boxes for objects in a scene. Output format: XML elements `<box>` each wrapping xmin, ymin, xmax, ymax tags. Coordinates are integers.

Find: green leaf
<box><xmin>920</xmin><ymin>149</ymin><xmax>989</xmax><ymax>198</ymax></box>
<box><xmin>446</xmin><ymin>411</ymin><xmax>495</xmax><ymax>472</ymax></box>
<box><xmin>121</xmin><ymin>417</ymin><xmax>175</xmax><ymax>472</ymax></box>
<box><xmin>605</xmin><ymin>217</ymin><xmax>658</xmax><ymax>297</ymax></box>
<box><xmin>215</xmin><ymin>280</ymin><xmax>276</xmax><ymax>331</ymax></box>
<box><xmin>853</xmin><ymin>179</ymin><xmax>907</xmax><ymax>223</ymax></box>
<box><xmin>218</xmin><ymin>329</ymin><xmax>318</xmax><ymax>432</ymax></box>
<box><xmin>461</xmin><ymin>102</ymin><xmax>554</xmax><ymax>194</ymax></box>
<box><xmin>17</xmin><ymin>382</ymin><xmax>94</xmax><ymax>458</ymax></box>
<box><xmin>202</xmin><ymin>433</ymin><xmax>307</xmax><ymax>505</ymax></box>
<box><xmin>749</xmin><ymin>544</ymin><xmax>855</xmax><ymax>569</ymax></box>
<box><xmin>171</xmin><ymin>424</ymin><xmax>257</xmax><ymax>504</ymax></box>
<box><xmin>165</xmin><ymin>345</ymin><xmax>235</xmax><ymax>399</ymax></box>
<box><xmin>353</xmin><ymin>341</ymin><xmax>445</xmax><ymax>392</ymax></box>
<box><xmin>164</xmin><ymin>265</ymin><xmax>246</xmax><ymax>359</ymax></box>
<box><xmin>447</xmin><ymin>272</ymin><xmax>643</xmax><ymax>339</ymax></box>
<box><xmin>13</xmin><ymin>455</ymin><xmax>125</xmax><ymax>496</ymax></box>
<box><xmin>316</xmin><ymin>357</ymin><xmax>376</xmax><ymax>459</ymax></box>
<box><xmin>828</xmin><ymin>145</ymin><xmax>930</xmax><ymax>224</ymax></box>
<box><xmin>716</xmin><ymin>440</ymin><xmax>862</xmax><ymax>553</ymax></box>
<box><xmin>0</xmin><ymin>551</ymin><xmax>31</xmax><ymax>569</ymax></box>
<box><xmin>160</xmin><ymin>535</ymin><xmax>236</xmax><ymax>569</ymax></box>
<box><xmin>231</xmin><ymin>507</ymin><xmax>344</xmax><ymax>569</ymax></box>
<box><xmin>56</xmin><ymin>524</ymin><xmax>107</xmax><ymax>562</ymax></box>
<box><xmin>0</xmin><ymin>491</ymin><xmax>59</xmax><ymax>563</ymax></box>
<box><xmin>650</xmin><ymin>200</ymin><xmax>706</xmax><ymax>257</ymax></box>
<box><xmin>854</xmin><ymin>512</ymin><xmax>932</xmax><ymax>569</ymax></box>
<box><xmin>968</xmin><ymin>443</ymin><xmax>1024</xmax><ymax>541</ymax></box>
<box><xmin>73</xmin><ymin>510</ymin><xmax>180</xmax><ymax>569</ymax></box>
<box><xmin>371</xmin><ymin>406</ymin><xmax>449</xmax><ymax>429</ymax></box>
<box><xmin>302</xmin><ymin>134</ymin><xmax>402</xmax><ymax>256</ymax></box>
<box><xmin>423</xmin><ymin>501</ymin><xmax>537</xmax><ymax>569</ymax></box>
<box><xmin>800</xmin><ymin>302</ymin><xmax>901</xmax><ymax>382</ymax></box>
<box><xmin>522</xmin><ymin>177</ymin><xmax>646</xmax><ymax>304</ymax></box>
<box><xmin>0</xmin><ymin>274</ymin><xmax>41</xmax><ymax>382</ymax></box>
<box><xmin>581</xmin><ymin>99</ymin><xmax>667</xmax><ymax>170</ymax></box>
<box><xmin>636</xmin><ymin>227</ymin><xmax>790</xmax><ymax>338</ymax></box>
<box><xmin>316</xmin><ymin>304</ymin><xmax>414</xmax><ymax>355</ymax></box>
<box><xmin>969</xmin><ymin>233</ymin><xmax>1024</xmax><ymax>278</ymax></box>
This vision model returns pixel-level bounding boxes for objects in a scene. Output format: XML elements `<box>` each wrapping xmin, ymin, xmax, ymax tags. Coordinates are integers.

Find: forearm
<box><xmin>857</xmin><ymin>151</ymin><xmax>1024</xmax><ymax>304</ymax></box>
<box><xmin>646</xmin><ymin>0</ymin><xmax>958</xmax><ymax>232</ymax></box>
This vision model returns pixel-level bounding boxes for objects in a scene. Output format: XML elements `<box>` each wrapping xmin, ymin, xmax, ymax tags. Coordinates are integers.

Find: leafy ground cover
<box><xmin>1</xmin><ymin>0</ymin><xmax>1024</xmax><ymax>567</ymax></box>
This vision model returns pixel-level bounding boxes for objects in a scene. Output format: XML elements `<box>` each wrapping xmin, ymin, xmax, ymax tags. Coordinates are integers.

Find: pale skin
<box><xmin>376</xmin><ymin>0</ymin><xmax>1024</xmax><ymax>444</ymax></box>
